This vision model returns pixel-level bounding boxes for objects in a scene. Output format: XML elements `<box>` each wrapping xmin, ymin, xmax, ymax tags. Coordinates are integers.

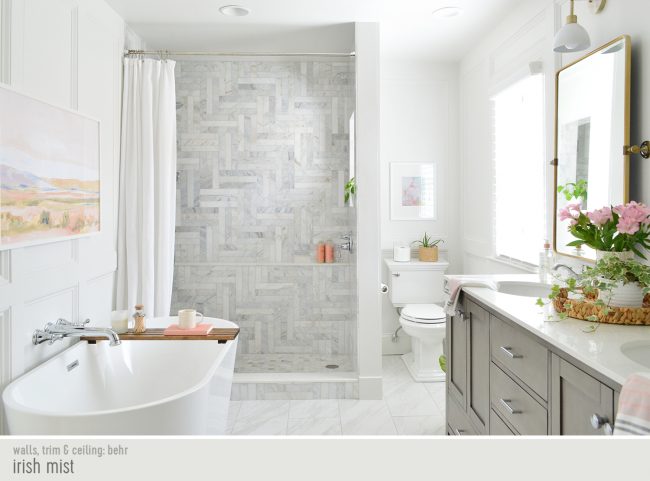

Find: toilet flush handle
<box><xmin>392</xmin><ymin>273</ymin><xmax>400</xmax><ymax>277</ymax></box>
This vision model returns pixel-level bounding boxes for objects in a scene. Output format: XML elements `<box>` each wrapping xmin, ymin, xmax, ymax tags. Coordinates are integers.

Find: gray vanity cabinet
<box><xmin>446</xmin><ymin>296</ymin><xmax>491</xmax><ymax>435</ymax></box>
<box><xmin>550</xmin><ymin>354</ymin><xmax>614</xmax><ymax>436</ymax></box>
<box><xmin>446</xmin><ymin>292</ymin><xmax>621</xmax><ymax>436</ymax></box>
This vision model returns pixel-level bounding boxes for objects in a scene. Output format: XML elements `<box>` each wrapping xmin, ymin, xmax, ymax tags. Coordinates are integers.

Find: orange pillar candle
<box><xmin>316</xmin><ymin>242</ymin><xmax>325</xmax><ymax>263</ymax></box>
<box><xmin>325</xmin><ymin>242</ymin><xmax>334</xmax><ymax>263</ymax></box>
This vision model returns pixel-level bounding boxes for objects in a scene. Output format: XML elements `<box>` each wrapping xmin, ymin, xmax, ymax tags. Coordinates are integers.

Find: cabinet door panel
<box><xmin>447</xmin><ymin>298</ymin><xmax>467</xmax><ymax>409</ymax></box>
<box><xmin>468</xmin><ymin>302</ymin><xmax>490</xmax><ymax>433</ymax></box>
<box><xmin>551</xmin><ymin>354</ymin><xmax>614</xmax><ymax>435</ymax></box>
<box><xmin>447</xmin><ymin>395</ymin><xmax>477</xmax><ymax>436</ymax></box>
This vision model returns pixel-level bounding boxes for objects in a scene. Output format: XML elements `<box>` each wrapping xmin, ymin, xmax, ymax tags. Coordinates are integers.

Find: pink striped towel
<box><xmin>614</xmin><ymin>373</ymin><xmax>650</xmax><ymax>435</ymax></box>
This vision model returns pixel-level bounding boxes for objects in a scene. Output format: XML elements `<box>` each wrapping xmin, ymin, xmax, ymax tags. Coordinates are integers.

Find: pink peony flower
<box><xmin>614</xmin><ymin>201</ymin><xmax>650</xmax><ymax>224</ymax></box>
<box><xmin>559</xmin><ymin>202</ymin><xmax>581</xmax><ymax>226</ymax></box>
<box><xmin>587</xmin><ymin>207</ymin><xmax>613</xmax><ymax>226</ymax></box>
<box><xmin>617</xmin><ymin>216</ymin><xmax>640</xmax><ymax>235</ymax></box>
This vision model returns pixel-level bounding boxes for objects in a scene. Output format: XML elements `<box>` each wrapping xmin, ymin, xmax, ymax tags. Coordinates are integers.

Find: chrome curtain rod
<box><xmin>124</xmin><ymin>49</ymin><xmax>355</xmax><ymax>58</ymax></box>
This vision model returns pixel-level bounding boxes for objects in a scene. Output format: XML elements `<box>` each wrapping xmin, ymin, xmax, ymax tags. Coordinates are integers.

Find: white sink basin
<box><xmin>620</xmin><ymin>341</ymin><xmax>650</xmax><ymax>369</ymax></box>
<box><xmin>495</xmin><ymin>281</ymin><xmax>552</xmax><ymax>299</ymax></box>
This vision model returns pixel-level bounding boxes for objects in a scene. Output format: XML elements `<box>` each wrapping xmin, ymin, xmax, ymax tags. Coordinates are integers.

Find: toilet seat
<box><xmin>400</xmin><ymin>304</ymin><xmax>446</xmax><ymax>325</ymax></box>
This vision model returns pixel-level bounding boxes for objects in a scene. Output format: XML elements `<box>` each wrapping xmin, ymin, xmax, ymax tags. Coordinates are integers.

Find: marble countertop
<box><xmin>446</xmin><ymin>274</ymin><xmax>650</xmax><ymax>388</ymax></box>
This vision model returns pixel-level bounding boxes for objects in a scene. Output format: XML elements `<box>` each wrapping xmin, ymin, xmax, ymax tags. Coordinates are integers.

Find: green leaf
<box><xmin>581</xmin><ymin>324</ymin><xmax>599</xmax><ymax>333</ymax></box>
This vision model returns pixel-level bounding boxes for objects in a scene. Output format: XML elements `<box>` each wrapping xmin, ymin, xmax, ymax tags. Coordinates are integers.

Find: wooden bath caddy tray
<box><xmin>82</xmin><ymin>327</ymin><xmax>239</xmax><ymax>343</ymax></box>
<box><xmin>553</xmin><ymin>288</ymin><xmax>650</xmax><ymax>326</ymax></box>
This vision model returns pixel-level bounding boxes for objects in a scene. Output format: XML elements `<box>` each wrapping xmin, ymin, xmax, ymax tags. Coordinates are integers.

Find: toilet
<box><xmin>385</xmin><ymin>258</ymin><xmax>450</xmax><ymax>382</ymax></box>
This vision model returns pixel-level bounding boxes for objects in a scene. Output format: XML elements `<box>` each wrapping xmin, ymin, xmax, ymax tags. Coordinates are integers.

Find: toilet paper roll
<box><xmin>393</xmin><ymin>245</ymin><xmax>411</xmax><ymax>262</ymax></box>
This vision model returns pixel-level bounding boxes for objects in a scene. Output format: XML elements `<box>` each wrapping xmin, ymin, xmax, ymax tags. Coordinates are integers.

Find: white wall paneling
<box><xmin>0</xmin><ymin>307</ymin><xmax>11</xmax><ymax>433</ymax></box>
<box><xmin>18</xmin><ymin>286</ymin><xmax>78</xmax><ymax>373</ymax></box>
<box><xmin>0</xmin><ymin>0</ymin><xmax>126</xmax><ymax>433</ymax></box>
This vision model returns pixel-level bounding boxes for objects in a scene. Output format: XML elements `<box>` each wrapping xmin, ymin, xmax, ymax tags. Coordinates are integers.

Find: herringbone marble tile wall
<box><xmin>171</xmin><ymin>59</ymin><xmax>357</xmax><ymax>373</ymax></box>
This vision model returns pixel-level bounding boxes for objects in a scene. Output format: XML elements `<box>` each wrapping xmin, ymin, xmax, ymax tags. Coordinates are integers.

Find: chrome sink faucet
<box><xmin>32</xmin><ymin>319</ymin><xmax>121</xmax><ymax>347</ymax></box>
<box><xmin>552</xmin><ymin>263</ymin><xmax>580</xmax><ymax>278</ymax></box>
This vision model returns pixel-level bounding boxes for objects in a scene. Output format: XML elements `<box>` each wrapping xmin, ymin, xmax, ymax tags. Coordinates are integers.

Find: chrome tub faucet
<box><xmin>32</xmin><ymin>319</ymin><xmax>121</xmax><ymax>347</ymax></box>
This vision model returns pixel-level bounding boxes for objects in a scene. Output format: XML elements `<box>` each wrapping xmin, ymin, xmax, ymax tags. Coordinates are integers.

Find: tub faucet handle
<box><xmin>77</xmin><ymin>318</ymin><xmax>91</xmax><ymax>327</ymax></box>
<box><xmin>56</xmin><ymin>318</ymin><xmax>90</xmax><ymax>328</ymax></box>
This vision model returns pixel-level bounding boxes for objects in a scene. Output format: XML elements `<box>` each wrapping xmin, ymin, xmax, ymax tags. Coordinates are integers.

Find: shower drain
<box><xmin>325</xmin><ymin>364</ymin><xmax>339</xmax><ymax>370</ymax></box>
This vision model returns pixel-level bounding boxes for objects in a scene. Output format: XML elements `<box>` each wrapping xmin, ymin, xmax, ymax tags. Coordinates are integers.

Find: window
<box><xmin>492</xmin><ymin>74</ymin><xmax>546</xmax><ymax>266</ymax></box>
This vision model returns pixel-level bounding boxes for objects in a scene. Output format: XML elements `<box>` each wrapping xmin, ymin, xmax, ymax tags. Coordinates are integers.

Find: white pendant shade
<box><xmin>553</xmin><ymin>20</ymin><xmax>591</xmax><ymax>53</ymax></box>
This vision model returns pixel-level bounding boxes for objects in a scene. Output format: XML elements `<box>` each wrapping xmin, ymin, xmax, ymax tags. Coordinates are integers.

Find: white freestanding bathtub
<box><xmin>2</xmin><ymin>317</ymin><xmax>238</xmax><ymax>435</ymax></box>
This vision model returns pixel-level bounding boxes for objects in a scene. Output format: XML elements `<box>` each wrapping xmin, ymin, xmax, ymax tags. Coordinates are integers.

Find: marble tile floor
<box><xmin>220</xmin><ymin>355</ymin><xmax>447</xmax><ymax>436</ymax></box>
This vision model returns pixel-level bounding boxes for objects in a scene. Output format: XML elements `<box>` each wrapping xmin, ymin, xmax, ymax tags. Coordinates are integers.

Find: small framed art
<box><xmin>390</xmin><ymin>163</ymin><xmax>436</xmax><ymax>220</ymax></box>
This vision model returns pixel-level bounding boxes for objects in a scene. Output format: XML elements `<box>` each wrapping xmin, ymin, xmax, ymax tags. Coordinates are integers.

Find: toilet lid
<box><xmin>401</xmin><ymin>304</ymin><xmax>446</xmax><ymax>324</ymax></box>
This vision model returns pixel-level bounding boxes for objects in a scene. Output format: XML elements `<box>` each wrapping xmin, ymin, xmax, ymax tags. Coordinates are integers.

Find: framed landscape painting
<box><xmin>390</xmin><ymin>162</ymin><xmax>436</xmax><ymax>220</ymax></box>
<box><xmin>0</xmin><ymin>85</ymin><xmax>100</xmax><ymax>250</ymax></box>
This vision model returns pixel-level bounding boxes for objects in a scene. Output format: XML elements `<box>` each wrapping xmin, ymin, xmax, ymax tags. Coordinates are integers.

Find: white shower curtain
<box><xmin>116</xmin><ymin>58</ymin><xmax>177</xmax><ymax>317</ymax></box>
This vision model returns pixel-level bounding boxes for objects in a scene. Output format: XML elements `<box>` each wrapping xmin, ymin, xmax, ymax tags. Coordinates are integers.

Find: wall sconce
<box><xmin>553</xmin><ymin>0</ymin><xmax>607</xmax><ymax>53</ymax></box>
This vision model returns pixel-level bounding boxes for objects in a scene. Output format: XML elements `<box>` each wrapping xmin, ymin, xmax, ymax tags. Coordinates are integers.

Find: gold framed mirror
<box><xmin>553</xmin><ymin>35</ymin><xmax>631</xmax><ymax>262</ymax></box>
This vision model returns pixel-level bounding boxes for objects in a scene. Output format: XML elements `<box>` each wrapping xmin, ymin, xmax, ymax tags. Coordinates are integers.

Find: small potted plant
<box><xmin>412</xmin><ymin>233</ymin><xmax>443</xmax><ymax>262</ymax></box>
<box><xmin>579</xmin><ymin>255</ymin><xmax>650</xmax><ymax>307</ymax></box>
<box><xmin>553</xmin><ymin>201</ymin><xmax>650</xmax><ymax>308</ymax></box>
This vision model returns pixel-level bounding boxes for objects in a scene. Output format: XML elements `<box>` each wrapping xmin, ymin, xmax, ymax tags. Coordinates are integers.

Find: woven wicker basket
<box><xmin>553</xmin><ymin>288</ymin><xmax>650</xmax><ymax>326</ymax></box>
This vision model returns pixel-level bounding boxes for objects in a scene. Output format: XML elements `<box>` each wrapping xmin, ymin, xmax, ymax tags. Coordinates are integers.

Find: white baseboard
<box><xmin>358</xmin><ymin>376</ymin><xmax>383</xmax><ymax>400</ymax></box>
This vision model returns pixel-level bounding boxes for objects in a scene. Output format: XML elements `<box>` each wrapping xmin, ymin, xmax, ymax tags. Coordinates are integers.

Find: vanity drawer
<box><xmin>489</xmin><ymin>409</ymin><xmax>516</xmax><ymax>435</ymax></box>
<box><xmin>490</xmin><ymin>315</ymin><xmax>548</xmax><ymax>399</ymax></box>
<box><xmin>447</xmin><ymin>395</ymin><xmax>477</xmax><ymax>436</ymax></box>
<box><xmin>491</xmin><ymin>363</ymin><xmax>547</xmax><ymax>435</ymax></box>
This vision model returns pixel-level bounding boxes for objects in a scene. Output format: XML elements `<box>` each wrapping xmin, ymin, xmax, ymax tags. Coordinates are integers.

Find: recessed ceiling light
<box><xmin>219</xmin><ymin>5</ymin><xmax>251</xmax><ymax>17</ymax></box>
<box><xmin>432</xmin><ymin>6</ymin><xmax>464</xmax><ymax>18</ymax></box>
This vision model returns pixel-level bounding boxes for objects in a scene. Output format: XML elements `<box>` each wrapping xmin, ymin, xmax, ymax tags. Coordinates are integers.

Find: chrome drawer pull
<box><xmin>500</xmin><ymin>346</ymin><xmax>523</xmax><ymax>359</ymax></box>
<box><xmin>499</xmin><ymin>398</ymin><xmax>522</xmax><ymax>415</ymax></box>
<box><xmin>453</xmin><ymin>428</ymin><xmax>466</xmax><ymax>436</ymax></box>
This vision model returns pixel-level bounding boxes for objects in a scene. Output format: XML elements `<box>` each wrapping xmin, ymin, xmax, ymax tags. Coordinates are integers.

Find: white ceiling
<box><xmin>105</xmin><ymin>0</ymin><xmax>525</xmax><ymax>61</ymax></box>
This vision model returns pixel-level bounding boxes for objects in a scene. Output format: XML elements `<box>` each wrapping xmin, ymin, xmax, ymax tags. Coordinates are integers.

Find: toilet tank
<box><xmin>385</xmin><ymin>259</ymin><xmax>450</xmax><ymax>305</ymax></box>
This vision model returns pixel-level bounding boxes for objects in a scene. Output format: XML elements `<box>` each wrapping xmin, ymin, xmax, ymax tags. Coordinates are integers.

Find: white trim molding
<box><xmin>0</xmin><ymin>307</ymin><xmax>11</xmax><ymax>434</ymax></box>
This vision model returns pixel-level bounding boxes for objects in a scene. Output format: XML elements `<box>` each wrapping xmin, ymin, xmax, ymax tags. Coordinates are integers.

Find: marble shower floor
<box><xmin>235</xmin><ymin>353</ymin><xmax>355</xmax><ymax>373</ymax></box>
<box><xmin>220</xmin><ymin>355</ymin><xmax>447</xmax><ymax>436</ymax></box>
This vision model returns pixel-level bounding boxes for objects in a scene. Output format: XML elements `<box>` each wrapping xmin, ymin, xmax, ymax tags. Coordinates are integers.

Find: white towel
<box><xmin>444</xmin><ymin>277</ymin><xmax>498</xmax><ymax>316</ymax></box>
<box><xmin>614</xmin><ymin>373</ymin><xmax>650</xmax><ymax>435</ymax></box>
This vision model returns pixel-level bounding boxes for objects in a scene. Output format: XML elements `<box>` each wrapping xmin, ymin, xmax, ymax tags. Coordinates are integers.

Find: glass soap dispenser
<box><xmin>538</xmin><ymin>241</ymin><xmax>555</xmax><ymax>283</ymax></box>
